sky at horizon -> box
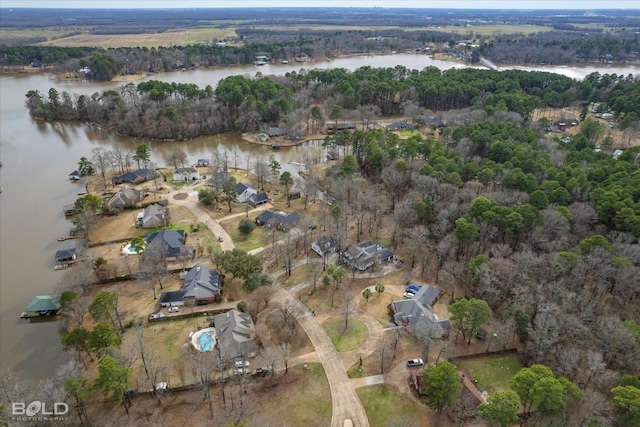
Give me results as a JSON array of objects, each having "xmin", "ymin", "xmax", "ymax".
[{"xmin": 1, "ymin": 0, "xmax": 639, "ymax": 9}]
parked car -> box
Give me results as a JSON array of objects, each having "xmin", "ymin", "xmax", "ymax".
[
  {"xmin": 235, "ymin": 360, "xmax": 250, "ymax": 368},
  {"xmin": 475, "ymin": 329, "xmax": 488, "ymax": 340},
  {"xmin": 407, "ymin": 358, "xmax": 424, "ymax": 367},
  {"xmin": 404, "ymin": 291, "xmax": 415, "ymax": 298},
  {"xmin": 406, "ymin": 284, "xmax": 421, "ymax": 293},
  {"xmin": 233, "ymin": 368, "xmax": 251, "ymax": 375},
  {"xmin": 255, "ymin": 365, "xmax": 273, "ymax": 375},
  {"xmin": 149, "ymin": 313, "xmax": 166, "ymax": 319},
  {"xmin": 218, "ymin": 236, "xmax": 224, "ymax": 242},
  {"xmin": 168, "ymin": 307, "xmax": 180, "ymax": 313},
  {"xmin": 155, "ymin": 382, "xmax": 167, "ymax": 390}
]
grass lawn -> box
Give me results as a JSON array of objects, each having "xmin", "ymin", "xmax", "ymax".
[
  {"xmin": 322, "ymin": 317, "xmax": 368, "ymax": 352},
  {"xmin": 357, "ymin": 384, "xmax": 432, "ymax": 427},
  {"xmin": 456, "ymin": 353, "xmax": 524, "ymax": 395},
  {"xmin": 220, "ymin": 215, "xmax": 270, "ymax": 252},
  {"xmin": 267, "ymin": 363, "xmax": 331, "ymax": 426}
]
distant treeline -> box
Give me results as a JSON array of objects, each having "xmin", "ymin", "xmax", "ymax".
[{"xmin": 24, "ymin": 66, "xmax": 640, "ymax": 140}]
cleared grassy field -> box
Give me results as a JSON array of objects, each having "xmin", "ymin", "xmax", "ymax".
[
  {"xmin": 456, "ymin": 353, "xmax": 524, "ymax": 395},
  {"xmin": 322, "ymin": 317, "xmax": 368, "ymax": 352},
  {"xmin": 0, "ymin": 28, "xmax": 90, "ymax": 42},
  {"xmin": 39, "ymin": 27, "xmax": 238, "ymax": 48},
  {"xmin": 254, "ymin": 363, "xmax": 332, "ymax": 425},
  {"xmin": 357, "ymin": 384, "xmax": 433, "ymax": 427},
  {"xmin": 425, "ymin": 24, "xmax": 553, "ymax": 36}
]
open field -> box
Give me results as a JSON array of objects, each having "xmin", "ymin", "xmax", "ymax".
[
  {"xmin": 0, "ymin": 28, "xmax": 91, "ymax": 43},
  {"xmin": 357, "ymin": 384, "xmax": 433, "ymax": 427},
  {"xmin": 38, "ymin": 27, "xmax": 238, "ymax": 48},
  {"xmin": 455, "ymin": 352, "xmax": 524, "ymax": 395},
  {"xmin": 322, "ymin": 317, "xmax": 368, "ymax": 352},
  {"xmin": 424, "ymin": 24, "xmax": 553, "ymax": 36}
]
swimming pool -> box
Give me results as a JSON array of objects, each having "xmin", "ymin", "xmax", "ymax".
[
  {"xmin": 191, "ymin": 327, "xmax": 216, "ymax": 352},
  {"xmin": 121, "ymin": 242, "xmax": 144, "ymax": 255}
]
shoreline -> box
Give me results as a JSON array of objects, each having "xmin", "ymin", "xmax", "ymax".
[{"xmin": 4, "ymin": 52, "xmax": 640, "ymax": 79}]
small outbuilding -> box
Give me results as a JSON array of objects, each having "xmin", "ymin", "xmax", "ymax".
[{"xmin": 20, "ymin": 295, "xmax": 60, "ymax": 318}]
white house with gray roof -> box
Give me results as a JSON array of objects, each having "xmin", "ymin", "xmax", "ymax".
[{"xmin": 173, "ymin": 167, "xmax": 199, "ymax": 182}]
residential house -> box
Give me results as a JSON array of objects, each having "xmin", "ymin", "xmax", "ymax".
[
  {"xmin": 173, "ymin": 167, "xmax": 199, "ymax": 182},
  {"xmin": 214, "ymin": 309, "xmax": 257, "ymax": 360},
  {"xmin": 312, "ymin": 236, "xmax": 339, "ymax": 257},
  {"xmin": 144, "ymin": 230, "xmax": 193, "ymax": 260},
  {"xmin": 266, "ymin": 127, "xmax": 285, "ymax": 137},
  {"xmin": 236, "ymin": 182, "xmax": 258, "ymax": 203},
  {"xmin": 271, "ymin": 212, "xmax": 301, "ymax": 231},
  {"xmin": 112, "ymin": 168, "xmax": 158, "ymax": 185},
  {"xmin": 68, "ymin": 170, "xmax": 81, "ymax": 181},
  {"xmin": 208, "ymin": 171, "xmax": 231, "ymax": 190},
  {"xmin": 106, "ymin": 188, "xmax": 144, "ymax": 213},
  {"xmin": 391, "ymin": 285, "xmax": 442, "ymax": 326},
  {"xmin": 55, "ymin": 248, "xmax": 77, "ymax": 263},
  {"xmin": 385, "ymin": 121, "xmax": 413, "ymax": 131},
  {"xmin": 424, "ymin": 117, "xmax": 445, "ymax": 128},
  {"xmin": 197, "ymin": 159, "xmax": 210, "ymax": 167},
  {"xmin": 159, "ymin": 264, "xmax": 222, "ymax": 307},
  {"xmin": 255, "ymin": 210, "xmax": 302, "ymax": 231},
  {"xmin": 248, "ymin": 192, "xmax": 269, "ymax": 207},
  {"xmin": 340, "ymin": 241, "xmax": 396, "ymax": 271},
  {"xmin": 138, "ymin": 203, "xmax": 167, "ymax": 229},
  {"xmin": 255, "ymin": 210, "xmax": 282, "ymax": 226},
  {"xmin": 182, "ymin": 264, "xmax": 222, "ymax": 305}
]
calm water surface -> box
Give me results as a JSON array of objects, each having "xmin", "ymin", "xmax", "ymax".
[{"xmin": 1, "ymin": 53, "xmax": 638, "ymax": 380}]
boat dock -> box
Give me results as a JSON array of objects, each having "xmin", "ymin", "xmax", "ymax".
[{"xmin": 19, "ymin": 295, "xmax": 60, "ymax": 319}]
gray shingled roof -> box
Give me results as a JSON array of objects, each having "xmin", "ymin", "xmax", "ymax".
[
  {"xmin": 214, "ymin": 309, "xmax": 257, "ymax": 360},
  {"xmin": 182, "ymin": 264, "xmax": 221, "ymax": 300}
]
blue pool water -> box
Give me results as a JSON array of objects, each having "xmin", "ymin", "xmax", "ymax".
[{"xmin": 197, "ymin": 331, "xmax": 214, "ymax": 352}]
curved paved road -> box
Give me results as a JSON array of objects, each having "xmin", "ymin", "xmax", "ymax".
[{"xmin": 273, "ymin": 286, "xmax": 370, "ymax": 427}]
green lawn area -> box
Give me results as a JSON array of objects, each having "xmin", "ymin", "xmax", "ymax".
[
  {"xmin": 456, "ymin": 353, "xmax": 524, "ymax": 395},
  {"xmin": 357, "ymin": 384, "xmax": 432, "ymax": 427},
  {"xmin": 269, "ymin": 363, "xmax": 331, "ymax": 426},
  {"xmin": 322, "ymin": 317, "xmax": 368, "ymax": 352},
  {"xmin": 220, "ymin": 215, "xmax": 270, "ymax": 252},
  {"xmin": 133, "ymin": 222, "xmax": 203, "ymax": 237}
]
